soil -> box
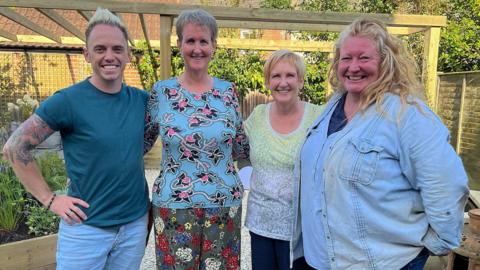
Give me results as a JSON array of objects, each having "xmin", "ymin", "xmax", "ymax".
[{"xmin": 0, "ymin": 219, "xmax": 35, "ymax": 245}]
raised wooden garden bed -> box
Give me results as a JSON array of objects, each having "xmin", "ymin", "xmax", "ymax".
[{"xmin": 0, "ymin": 234, "xmax": 57, "ymax": 270}]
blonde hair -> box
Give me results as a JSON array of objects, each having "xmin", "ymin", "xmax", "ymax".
[
  {"xmin": 264, "ymin": 50, "xmax": 306, "ymax": 85},
  {"xmin": 85, "ymin": 7, "xmax": 129, "ymax": 45},
  {"xmin": 328, "ymin": 18, "xmax": 423, "ymax": 112}
]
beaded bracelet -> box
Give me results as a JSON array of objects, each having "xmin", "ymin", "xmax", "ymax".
[{"xmin": 46, "ymin": 193, "xmax": 57, "ymax": 210}]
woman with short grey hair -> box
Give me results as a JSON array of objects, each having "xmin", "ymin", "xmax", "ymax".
[{"xmin": 145, "ymin": 8, "xmax": 249, "ymax": 270}]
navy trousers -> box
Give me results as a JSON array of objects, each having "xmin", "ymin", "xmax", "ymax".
[{"xmin": 250, "ymin": 231, "xmax": 315, "ymax": 270}]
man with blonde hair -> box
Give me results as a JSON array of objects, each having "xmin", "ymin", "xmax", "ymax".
[{"xmin": 3, "ymin": 7, "xmax": 149, "ymax": 269}]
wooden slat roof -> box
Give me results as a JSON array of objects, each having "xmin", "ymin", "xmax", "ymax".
[{"xmin": 0, "ymin": 0, "xmax": 446, "ymax": 47}]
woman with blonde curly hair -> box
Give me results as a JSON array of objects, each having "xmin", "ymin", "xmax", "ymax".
[{"xmin": 290, "ymin": 18, "xmax": 469, "ymax": 269}]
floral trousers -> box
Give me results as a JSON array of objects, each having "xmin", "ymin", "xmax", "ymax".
[{"xmin": 153, "ymin": 206, "xmax": 242, "ymax": 270}]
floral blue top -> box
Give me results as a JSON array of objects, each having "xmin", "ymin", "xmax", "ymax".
[{"xmin": 145, "ymin": 77, "xmax": 249, "ymax": 209}]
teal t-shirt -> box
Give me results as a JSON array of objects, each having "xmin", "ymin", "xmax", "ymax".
[{"xmin": 36, "ymin": 79, "xmax": 149, "ymax": 227}]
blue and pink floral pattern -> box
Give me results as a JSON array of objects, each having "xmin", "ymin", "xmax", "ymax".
[{"xmin": 145, "ymin": 77, "xmax": 249, "ymax": 209}]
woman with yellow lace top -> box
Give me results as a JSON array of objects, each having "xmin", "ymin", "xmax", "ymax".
[{"xmin": 244, "ymin": 50, "xmax": 324, "ymax": 270}]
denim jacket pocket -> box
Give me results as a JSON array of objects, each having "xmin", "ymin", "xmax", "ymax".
[{"xmin": 339, "ymin": 138, "xmax": 383, "ymax": 185}]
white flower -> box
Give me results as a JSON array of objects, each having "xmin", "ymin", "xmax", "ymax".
[
  {"xmin": 154, "ymin": 217, "xmax": 164, "ymax": 234},
  {"xmin": 24, "ymin": 94, "xmax": 33, "ymax": 103},
  {"xmin": 7, "ymin": 103, "xmax": 16, "ymax": 112},
  {"xmin": 229, "ymin": 206, "xmax": 239, "ymax": 218},
  {"xmin": 175, "ymin": 247, "xmax": 193, "ymax": 262},
  {"xmin": 205, "ymin": 258, "xmax": 222, "ymax": 270},
  {"xmin": 27, "ymin": 97, "xmax": 38, "ymax": 108}
]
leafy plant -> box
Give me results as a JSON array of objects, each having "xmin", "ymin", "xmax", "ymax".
[
  {"xmin": 35, "ymin": 151, "xmax": 67, "ymax": 192},
  {"xmin": 25, "ymin": 201, "xmax": 59, "ymax": 236},
  {"xmin": 439, "ymin": 0, "xmax": 479, "ymax": 72},
  {"xmin": 302, "ymin": 51, "xmax": 329, "ymax": 104},
  {"xmin": 0, "ymin": 159, "xmax": 26, "ymax": 232},
  {"xmin": 5, "ymin": 94, "xmax": 39, "ymax": 123},
  {"xmin": 132, "ymin": 41, "xmax": 160, "ymax": 91},
  {"xmin": 0, "ymin": 126, "xmax": 8, "ymax": 149},
  {"xmin": 208, "ymin": 49, "xmax": 266, "ymax": 98},
  {"xmin": 17, "ymin": 152, "xmax": 67, "ymax": 236}
]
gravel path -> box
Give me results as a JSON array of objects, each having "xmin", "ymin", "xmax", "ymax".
[{"xmin": 140, "ymin": 170, "xmax": 252, "ymax": 270}]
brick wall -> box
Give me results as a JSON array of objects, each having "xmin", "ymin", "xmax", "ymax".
[
  {"xmin": 437, "ymin": 72, "xmax": 480, "ymax": 190},
  {"xmin": 262, "ymin": 30, "xmax": 286, "ymax": 40}
]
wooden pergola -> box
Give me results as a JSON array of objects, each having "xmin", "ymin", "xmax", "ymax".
[{"xmin": 0, "ymin": 0, "xmax": 446, "ymax": 110}]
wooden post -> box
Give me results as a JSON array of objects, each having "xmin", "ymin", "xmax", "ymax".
[
  {"xmin": 455, "ymin": 74, "xmax": 467, "ymax": 154},
  {"xmin": 139, "ymin": 13, "xmax": 158, "ymax": 82},
  {"xmin": 159, "ymin": 15, "xmax": 173, "ymax": 80},
  {"xmin": 325, "ymin": 51, "xmax": 335, "ymax": 99},
  {"xmin": 422, "ymin": 27, "xmax": 441, "ymax": 112}
]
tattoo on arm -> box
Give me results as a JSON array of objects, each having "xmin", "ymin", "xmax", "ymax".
[{"xmin": 4, "ymin": 114, "xmax": 54, "ymax": 166}]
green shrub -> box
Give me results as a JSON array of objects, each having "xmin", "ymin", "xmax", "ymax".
[
  {"xmin": 20, "ymin": 152, "xmax": 68, "ymax": 236},
  {"xmin": 0, "ymin": 160, "xmax": 26, "ymax": 232},
  {"xmin": 25, "ymin": 200, "xmax": 59, "ymax": 236},
  {"xmin": 35, "ymin": 151, "xmax": 67, "ymax": 192},
  {"xmin": 0, "ymin": 152, "xmax": 67, "ymax": 237}
]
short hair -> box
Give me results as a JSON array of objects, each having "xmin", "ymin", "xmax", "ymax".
[
  {"xmin": 176, "ymin": 9, "xmax": 218, "ymax": 42},
  {"xmin": 85, "ymin": 7, "xmax": 129, "ymax": 45},
  {"xmin": 328, "ymin": 18, "xmax": 423, "ymax": 112},
  {"xmin": 263, "ymin": 50, "xmax": 306, "ymax": 85}
]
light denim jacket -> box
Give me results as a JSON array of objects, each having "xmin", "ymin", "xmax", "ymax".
[{"xmin": 291, "ymin": 92, "xmax": 469, "ymax": 269}]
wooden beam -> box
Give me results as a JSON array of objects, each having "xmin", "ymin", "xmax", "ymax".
[
  {"xmin": 37, "ymin": 8, "xmax": 85, "ymax": 42},
  {"xmin": 388, "ymin": 26, "xmax": 424, "ymax": 35},
  {"xmin": 134, "ymin": 36, "xmax": 333, "ymax": 53},
  {"xmin": 455, "ymin": 74, "xmax": 466, "ymax": 154},
  {"xmin": 217, "ymin": 20, "xmax": 424, "ymax": 35},
  {"xmin": 216, "ymin": 38, "xmax": 334, "ymax": 52},
  {"xmin": 160, "ymin": 15, "xmax": 173, "ymax": 80},
  {"xmin": 139, "ymin": 14, "xmax": 150, "ymax": 41},
  {"xmin": 139, "ymin": 13, "xmax": 158, "ymax": 81},
  {"xmin": 77, "ymin": 10, "xmax": 92, "ymax": 21},
  {"xmin": 422, "ymin": 27, "xmax": 441, "ymax": 111},
  {"xmin": 0, "ymin": 7, "xmax": 62, "ymax": 43},
  {"xmin": 0, "ymin": 1, "xmax": 447, "ymax": 28},
  {"xmin": 61, "ymin": 36, "xmax": 84, "ymax": 44},
  {"xmin": 216, "ymin": 20, "xmax": 347, "ymax": 32},
  {"xmin": 12, "ymin": 34, "xmax": 83, "ymax": 44},
  {"xmin": 114, "ymin": 13, "xmax": 135, "ymax": 47},
  {"xmin": 16, "ymin": 34, "xmax": 55, "ymax": 43},
  {"xmin": 2, "ymin": 33, "xmax": 333, "ymax": 53},
  {"xmin": 326, "ymin": 52, "xmax": 334, "ymax": 96},
  {"xmin": 0, "ymin": 27, "xmax": 17, "ymax": 41}
]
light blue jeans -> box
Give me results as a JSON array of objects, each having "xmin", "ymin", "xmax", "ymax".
[{"xmin": 56, "ymin": 213, "xmax": 148, "ymax": 270}]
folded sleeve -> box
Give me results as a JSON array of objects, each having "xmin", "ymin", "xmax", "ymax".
[{"xmin": 399, "ymin": 103, "xmax": 469, "ymax": 255}]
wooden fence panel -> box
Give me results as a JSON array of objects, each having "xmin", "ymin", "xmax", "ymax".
[
  {"xmin": 437, "ymin": 72, "xmax": 480, "ymax": 190},
  {"xmin": 240, "ymin": 91, "xmax": 272, "ymax": 120},
  {"xmin": 436, "ymin": 74, "xmax": 463, "ymax": 150}
]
